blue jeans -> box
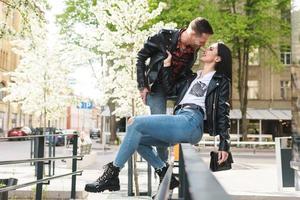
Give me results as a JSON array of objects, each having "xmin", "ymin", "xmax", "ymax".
[
  {"xmin": 113, "ymin": 108, "xmax": 204, "ymax": 169},
  {"xmin": 146, "ymin": 86, "xmax": 168, "ymax": 162}
]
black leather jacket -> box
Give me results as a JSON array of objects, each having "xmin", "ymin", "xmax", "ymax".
[
  {"xmin": 162, "ymin": 68, "xmax": 231, "ymax": 151},
  {"xmin": 136, "ymin": 29, "xmax": 198, "ymax": 91}
]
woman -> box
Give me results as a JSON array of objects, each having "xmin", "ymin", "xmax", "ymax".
[{"xmin": 85, "ymin": 42, "xmax": 232, "ymax": 193}]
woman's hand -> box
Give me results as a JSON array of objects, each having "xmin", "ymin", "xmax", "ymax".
[
  {"xmin": 163, "ymin": 51, "xmax": 172, "ymax": 67},
  {"xmin": 218, "ymin": 151, "xmax": 229, "ymax": 164}
]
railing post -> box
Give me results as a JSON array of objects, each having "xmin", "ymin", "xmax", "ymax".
[
  {"xmin": 30, "ymin": 134, "xmax": 34, "ymax": 166},
  {"xmin": 147, "ymin": 163, "xmax": 152, "ymax": 196},
  {"xmin": 52, "ymin": 128, "xmax": 56, "ymax": 175},
  {"xmin": 34, "ymin": 133, "xmax": 39, "ymax": 176},
  {"xmin": 179, "ymin": 144, "xmax": 184, "ymax": 198},
  {"xmin": 36, "ymin": 128, "xmax": 45, "ymax": 200},
  {"xmin": 48, "ymin": 127, "xmax": 52, "ymax": 176},
  {"xmin": 53, "ymin": 130, "xmax": 56, "ymax": 175},
  {"xmin": 71, "ymin": 133, "xmax": 78, "ymax": 199},
  {"xmin": 128, "ymin": 156, "xmax": 133, "ymax": 196}
]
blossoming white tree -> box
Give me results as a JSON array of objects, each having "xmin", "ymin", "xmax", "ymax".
[
  {"xmin": 73, "ymin": 0, "xmax": 176, "ymax": 115},
  {"xmin": 0, "ymin": 0, "xmax": 48, "ymax": 39},
  {"xmin": 57, "ymin": 1, "xmax": 176, "ymax": 193},
  {"xmin": 2, "ymin": 26, "xmax": 89, "ymax": 126},
  {"xmin": 59, "ymin": 0, "xmax": 176, "ymax": 142}
]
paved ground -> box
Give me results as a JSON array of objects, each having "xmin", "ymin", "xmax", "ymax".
[{"xmin": 0, "ymin": 139, "xmax": 300, "ymax": 199}]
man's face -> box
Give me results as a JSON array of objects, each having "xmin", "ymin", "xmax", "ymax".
[{"xmin": 190, "ymin": 31, "xmax": 210, "ymax": 48}]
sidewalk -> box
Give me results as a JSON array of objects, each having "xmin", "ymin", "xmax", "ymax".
[
  {"xmin": 1, "ymin": 140, "xmax": 300, "ymax": 199},
  {"xmin": 197, "ymin": 147, "xmax": 300, "ymax": 200},
  {"xmin": 0, "ymin": 140, "xmax": 159, "ymax": 200}
]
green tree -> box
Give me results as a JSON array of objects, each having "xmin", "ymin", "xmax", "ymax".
[
  {"xmin": 148, "ymin": 0, "xmax": 203, "ymax": 28},
  {"xmin": 57, "ymin": 0, "xmax": 175, "ymax": 144},
  {"xmin": 56, "ymin": 0, "xmax": 97, "ymax": 34},
  {"xmin": 58, "ymin": 0, "xmax": 290, "ymax": 140},
  {"xmin": 198, "ymin": 0, "xmax": 290, "ymax": 139},
  {"xmin": 148, "ymin": 0, "xmax": 290, "ymax": 139}
]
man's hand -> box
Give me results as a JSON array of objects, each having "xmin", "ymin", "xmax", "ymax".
[
  {"xmin": 218, "ymin": 151, "xmax": 229, "ymax": 164},
  {"xmin": 163, "ymin": 51, "xmax": 172, "ymax": 67},
  {"xmin": 139, "ymin": 87, "xmax": 149, "ymax": 105}
]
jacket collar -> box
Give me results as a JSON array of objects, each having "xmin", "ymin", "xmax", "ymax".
[
  {"xmin": 206, "ymin": 72, "xmax": 223, "ymax": 96},
  {"xmin": 170, "ymin": 29, "xmax": 181, "ymax": 51}
]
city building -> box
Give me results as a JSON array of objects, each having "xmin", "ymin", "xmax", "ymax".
[
  {"xmin": 0, "ymin": 3, "xmax": 67, "ymax": 136},
  {"xmin": 0, "ymin": 3, "xmax": 24, "ymax": 136}
]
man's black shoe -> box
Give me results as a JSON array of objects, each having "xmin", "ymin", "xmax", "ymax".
[{"xmin": 85, "ymin": 162, "xmax": 120, "ymax": 193}]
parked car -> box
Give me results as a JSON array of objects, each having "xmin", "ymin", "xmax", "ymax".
[
  {"xmin": 21, "ymin": 126, "xmax": 33, "ymax": 135},
  {"xmin": 62, "ymin": 129, "xmax": 78, "ymax": 145},
  {"xmin": 7, "ymin": 127, "xmax": 28, "ymax": 140},
  {"xmin": 90, "ymin": 128, "xmax": 101, "ymax": 139},
  {"xmin": 45, "ymin": 128, "xmax": 65, "ymax": 146}
]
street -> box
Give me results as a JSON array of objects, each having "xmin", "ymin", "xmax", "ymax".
[
  {"xmin": 1, "ymin": 139, "xmax": 299, "ymax": 200},
  {"xmin": 0, "ymin": 139, "xmax": 276, "ymax": 169}
]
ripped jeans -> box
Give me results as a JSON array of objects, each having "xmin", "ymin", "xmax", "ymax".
[{"xmin": 113, "ymin": 108, "xmax": 204, "ymax": 169}]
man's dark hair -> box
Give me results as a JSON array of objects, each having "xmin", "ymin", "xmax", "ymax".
[{"xmin": 189, "ymin": 17, "xmax": 214, "ymax": 35}]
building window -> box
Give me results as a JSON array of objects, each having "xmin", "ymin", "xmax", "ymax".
[
  {"xmin": 11, "ymin": 113, "xmax": 17, "ymax": 128},
  {"xmin": 21, "ymin": 114, "xmax": 25, "ymax": 126},
  {"xmin": 0, "ymin": 50, "xmax": 9, "ymax": 69},
  {"xmin": 0, "ymin": 82, "xmax": 6, "ymax": 101},
  {"xmin": 280, "ymin": 45, "xmax": 291, "ymax": 65},
  {"xmin": 29, "ymin": 115, "xmax": 33, "ymax": 127},
  {"xmin": 248, "ymin": 80, "xmax": 259, "ymax": 99},
  {"xmin": 249, "ymin": 48, "xmax": 259, "ymax": 66},
  {"xmin": 0, "ymin": 112, "xmax": 4, "ymax": 134},
  {"xmin": 280, "ymin": 80, "xmax": 290, "ymax": 100}
]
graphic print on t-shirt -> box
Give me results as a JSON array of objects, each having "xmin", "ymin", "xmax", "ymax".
[{"xmin": 189, "ymin": 81, "xmax": 208, "ymax": 97}]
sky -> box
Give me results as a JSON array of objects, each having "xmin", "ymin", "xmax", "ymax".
[
  {"xmin": 45, "ymin": 0, "xmax": 101, "ymax": 101},
  {"xmin": 293, "ymin": 0, "xmax": 300, "ymax": 12}
]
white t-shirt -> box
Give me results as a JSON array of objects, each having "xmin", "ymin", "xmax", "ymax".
[{"xmin": 179, "ymin": 70, "xmax": 216, "ymax": 119}]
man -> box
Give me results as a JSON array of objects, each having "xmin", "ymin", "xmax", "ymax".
[{"xmin": 137, "ymin": 17, "xmax": 213, "ymax": 164}]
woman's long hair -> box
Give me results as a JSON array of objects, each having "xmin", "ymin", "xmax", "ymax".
[
  {"xmin": 215, "ymin": 43, "xmax": 232, "ymax": 82},
  {"xmin": 215, "ymin": 43, "xmax": 232, "ymax": 107}
]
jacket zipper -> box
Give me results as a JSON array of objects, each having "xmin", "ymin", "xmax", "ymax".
[{"xmin": 212, "ymin": 82, "xmax": 219, "ymax": 136}]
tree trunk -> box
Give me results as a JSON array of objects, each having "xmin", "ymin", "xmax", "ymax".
[
  {"xmin": 231, "ymin": 2, "xmax": 249, "ymax": 141},
  {"xmin": 108, "ymin": 101, "xmax": 117, "ymax": 143},
  {"xmin": 236, "ymin": 41, "xmax": 250, "ymax": 141},
  {"xmin": 100, "ymin": 115, "xmax": 104, "ymax": 143},
  {"xmin": 240, "ymin": 44, "xmax": 250, "ymax": 140},
  {"xmin": 130, "ymin": 96, "xmax": 140, "ymax": 195},
  {"xmin": 133, "ymin": 152, "xmax": 139, "ymax": 196}
]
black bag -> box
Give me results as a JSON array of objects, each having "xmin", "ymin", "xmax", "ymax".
[{"xmin": 210, "ymin": 151, "xmax": 233, "ymax": 172}]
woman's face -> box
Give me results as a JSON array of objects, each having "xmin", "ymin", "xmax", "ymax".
[{"xmin": 200, "ymin": 43, "xmax": 219, "ymax": 63}]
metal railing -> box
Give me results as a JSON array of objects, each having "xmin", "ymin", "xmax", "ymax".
[
  {"xmin": 154, "ymin": 164, "xmax": 173, "ymax": 200},
  {"xmin": 153, "ymin": 143, "xmax": 232, "ymax": 200},
  {"xmin": 127, "ymin": 155, "xmax": 152, "ymax": 196},
  {"xmin": 178, "ymin": 143, "xmax": 232, "ymax": 200},
  {"xmin": 0, "ymin": 128, "xmax": 83, "ymax": 200}
]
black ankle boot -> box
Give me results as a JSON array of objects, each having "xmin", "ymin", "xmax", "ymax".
[
  {"xmin": 85, "ymin": 162, "xmax": 120, "ymax": 193},
  {"xmin": 155, "ymin": 164, "xmax": 179, "ymax": 190}
]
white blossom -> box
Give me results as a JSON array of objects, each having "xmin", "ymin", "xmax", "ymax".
[
  {"xmin": 71, "ymin": 0, "xmax": 176, "ymax": 117},
  {"xmin": 2, "ymin": 25, "xmax": 88, "ymax": 120},
  {"xmin": 0, "ymin": 0, "xmax": 48, "ymax": 39}
]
